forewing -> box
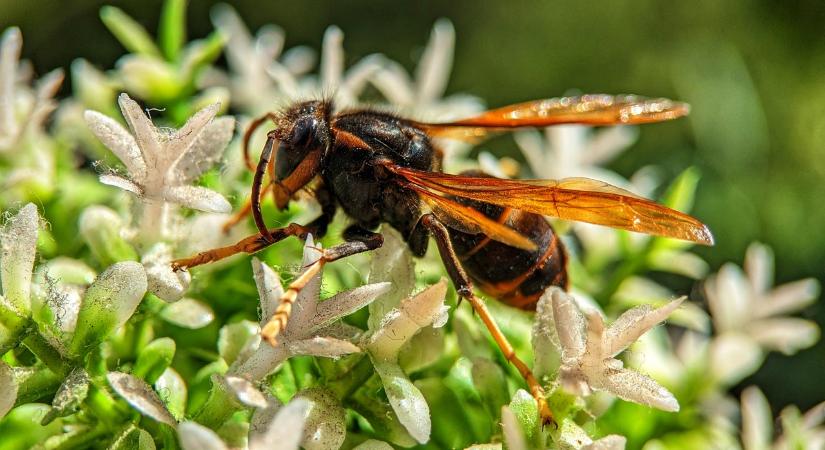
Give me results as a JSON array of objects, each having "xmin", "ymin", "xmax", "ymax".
[{"xmin": 390, "ymin": 166, "xmax": 714, "ymax": 245}]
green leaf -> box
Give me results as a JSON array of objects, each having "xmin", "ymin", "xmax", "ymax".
[
  {"xmin": 471, "ymin": 358, "xmax": 509, "ymax": 420},
  {"xmin": 159, "ymin": 0, "xmax": 187, "ymax": 60},
  {"xmin": 662, "ymin": 167, "xmax": 701, "ymax": 214},
  {"xmin": 100, "ymin": 6, "xmax": 162, "ymax": 57},
  {"xmin": 179, "ymin": 31, "xmax": 227, "ymax": 81},
  {"xmin": 41, "ymin": 368, "xmax": 90, "ymax": 425},
  {"xmin": 133, "ymin": 337, "xmax": 176, "ymax": 384},
  {"xmin": 78, "ymin": 206, "xmax": 139, "ymax": 267}
]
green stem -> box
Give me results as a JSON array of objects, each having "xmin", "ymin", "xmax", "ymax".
[
  {"xmin": 326, "ymin": 355, "xmax": 374, "ymax": 401},
  {"xmin": 22, "ymin": 332, "xmax": 71, "ymax": 378}
]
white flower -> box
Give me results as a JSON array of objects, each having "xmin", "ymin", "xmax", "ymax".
[
  {"xmin": 515, "ymin": 123, "xmax": 638, "ymax": 187},
  {"xmin": 85, "ymin": 93, "xmax": 234, "ymax": 243},
  {"xmin": 368, "ymin": 19, "xmax": 481, "ymax": 122},
  {"xmin": 229, "ymin": 236, "xmax": 391, "ymax": 381},
  {"xmin": 543, "ymin": 287, "xmax": 682, "ymax": 412},
  {"xmin": 741, "ymin": 385, "xmax": 825, "ymax": 450},
  {"xmin": 362, "ymin": 228, "xmax": 449, "ymax": 445},
  {"xmin": 0, "ymin": 27, "xmax": 63, "ymax": 152},
  {"xmin": 706, "ymin": 243, "xmax": 819, "ymax": 385},
  {"xmin": 213, "ymin": 5, "xmax": 381, "ymax": 111}
]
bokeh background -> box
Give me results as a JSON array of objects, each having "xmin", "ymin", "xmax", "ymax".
[{"xmin": 3, "ymin": 0, "xmax": 824, "ymax": 412}]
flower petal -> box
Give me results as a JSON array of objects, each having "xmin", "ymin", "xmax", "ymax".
[
  {"xmin": 415, "ymin": 19, "xmax": 454, "ymax": 103},
  {"xmin": 744, "ymin": 242, "xmax": 773, "ymax": 295},
  {"xmin": 709, "ymin": 333, "xmax": 764, "ymax": 385},
  {"xmin": 0, "ymin": 28, "xmax": 22, "ymax": 137},
  {"xmin": 367, "ymin": 227, "xmax": 415, "ymax": 331},
  {"xmin": 162, "ymin": 185, "xmax": 231, "ymax": 213},
  {"xmin": 85, "ymin": 110, "xmax": 147, "ymax": 180},
  {"xmin": 584, "ymin": 435, "xmax": 628, "ymax": 450},
  {"xmin": 605, "ymin": 297, "xmax": 684, "ymax": 357},
  {"xmin": 98, "ymin": 174, "xmax": 143, "ymax": 195},
  {"xmin": 757, "ymin": 278, "xmax": 819, "ymax": 318},
  {"xmin": 249, "ymin": 397, "xmax": 310, "ymax": 450},
  {"xmin": 142, "ymin": 243, "xmax": 190, "ymax": 302},
  {"xmin": 177, "ymin": 421, "xmax": 228, "ymax": 450},
  {"xmin": 372, "ymin": 361, "xmax": 430, "ymax": 444},
  {"xmin": 224, "ymin": 376, "xmax": 268, "ymax": 409},
  {"xmin": 117, "ymin": 93, "xmax": 162, "ymax": 172},
  {"xmin": 1, "ymin": 203, "xmax": 38, "ymax": 314},
  {"xmin": 599, "ymin": 367, "xmax": 679, "ymax": 412},
  {"xmin": 107, "ymin": 371, "xmax": 177, "ymax": 426},
  {"xmin": 159, "ymin": 298, "xmax": 214, "ymax": 329},
  {"xmin": 740, "ymin": 386, "xmax": 772, "ymax": 450},
  {"xmin": 287, "ymin": 336, "xmax": 360, "ymax": 358},
  {"xmin": 551, "ymin": 288, "xmax": 586, "ymax": 361},
  {"xmin": 320, "ymin": 26, "xmax": 343, "ymax": 91},
  {"xmin": 532, "ymin": 288, "xmax": 561, "ymax": 378},
  {"xmin": 367, "ymin": 280, "xmax": 448, "ymax": 361},
  {"xmin": 747, "ymin": 318, "xmax": 819, "ymax": 355},
  {"xmin": 309, "ymin": 282, "xmax": 391, "ymax": 332},
  {"xmin": 289, "ymin": 236, "xmax": 323, "ymax": 334},
  {"xmin": 706, "ymin": 263, "xmax": 751, "ymax": 332},
  {"xmin": 173, "ymin": 116, "xmax": 234, "ymax": 184},
  {"xmin": 501, "ymin": 405, "xmax": 527, "ymax": 450},
  {"xmin": 166, "ymin": 103, "xmax": 220, "ymax": 170},
  {"xmin": 252, "ymin": 258, "xmax": 284, "ymax": 326},
  {"xmin": 155, "ymin": 368, "xmax": 187, "ymax": 420},
  {"xmin": 0, "ymin": 360, "xmax": 17, "ymax": 418}
]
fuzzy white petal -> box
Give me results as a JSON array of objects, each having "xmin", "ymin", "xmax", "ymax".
[
  {"xmin": 501, "ymin": 405, "xmax": 527, "ymax": 450},
  {"xmin": 741, "ymin": 386, "xmax": 772, "ymax": 450},
  {"xmin": 1, "ymin": 203, "xmax": 38, "ymax": 314},
  {"xmin": 177, "ymin": 422, "xmax": 228, "ymax": 450},
  {"xmin": 162, "ymin": 185, "xmax": 231, "ymax": 213},
  {"xmin": 224, "ymin": 376, "xmax": 268, "ymax": 409},
  {"xmin": 166, "ymin": 103, "xmax": 220, "ymax": 171},
  {"xmin": 372, "ymin": 361, "xmax": 430, "ymax": 444},
  {"xmin": 747, "ymin": 318, "xmax": 819, "ymax": 355},
  {"xmin": 107, "ymin": 372, "xmax": 176, "ymax": 426},
  {"xmin": 0, "ymin": 28, "xmax": 22, "ymax": 137},
  {"xmin": 252, "ymin": 258, "xmax": 284, "ymax": 325},
  {"xmin": 532, "ymin": 288, "xmax": 562, "ymax": 378},
  {"xmin": 249, "ymin": 398, "xmax": 310, "ymax": 450},
  {"xmin": 367, "ymin": 227, "xmax": 415, "ymax": 331},
  {"xmin": 117, "ymin": 94, "xmax": 162, "ymax": 171},
  {"xmin": 320, "ymin": 26, "xmax": 343, "ymax": 91},
  {"xmin": 599, "ymin": 368, "xmax": 679, "ymax": 412},
  {"xmin": 142, "ymin": 243, "xmax": 190, "ymax": 302},
  {"xmin": 707, "ymin": 264, "xmax": 751, "ymax": 332},
  {"xmin": 309, "ymin": 282, "xmax": 391, "ymax": 332},
  {"xmin": 99, "ymin": 174, "xmax": 143, "ymax": 195},
  {"xmin": 159, "ymin": 298, "xmax": 214, "ymax": 329},
  {"xmin": 367, "ymin": 280, "xmax": 448, "ymax": 361},
  {"xmin": 85, "ymin": 110, "xmax": 146, "ymax": 180},
  {"xmin": 287, "ymin": 336, "xmax": 360, "ymax": 358},
  {"xmin": 551, "ymin": 288, "xmax": 586, "ymax": 361},
  {"xmin": 415, "ymin": 19, "xmax": 454, "ymax": 103},
  {"xmin": 173, "ymin": 116, "xmax": 235, "ymax": 184},
  {"xmin": 0, "ymin": 360, "xmax": 16, "ymax": 418},
  {"xmin": 757, "ymin": 278, "xmax": 819, "ymax": 318},
  {"xmin": 605, "ymin": 298, "xmax": 684, "ymax": 357},
  {"xmin": 744, "ymin": 242, "xmax": 773, "ymax": 295},
  {"xmin": 710, "ymin": 333, "xmax": 764, "ymax": 385},
  {"xmin": 288, "ymin": 236, "xmax": 322, "ymax": 334},
  {"xmin": 584, "ymin": 435, "xmax": 628, "ymax": 450}
]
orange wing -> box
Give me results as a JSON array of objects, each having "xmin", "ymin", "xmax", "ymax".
[
  {"xmin": 387, "ymin": 164, "xmax": 714, "ymax": 245},
  {"xmin": 417, "ymin": 95, "xmax": 689, "ymax": 140},
  {"xmin": 410, "ymin": 183, "xmax": 537, "ymax": 251}
]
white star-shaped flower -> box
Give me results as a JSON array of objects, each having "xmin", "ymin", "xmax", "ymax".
[
  {"xmin": 85, "ymin": 93, "xmax": 234, "ymax": 243},
  {"xmin": 0, "ymin": 27, "xmax": 64, "ymax": 152},
  {"xmin": 229, "ymin": 236, "xmax": 391, "ymax": 381},
  {"xmin": 741, "ymin": 385, "xmax": 825, "ymax": 450},
  {"xmin": 705, "ymin": 243, "xmax": 820, "ymax": 385},
  {"xmin": 541, "ymin": 287, "xmax": 682, "ymax": 412}
]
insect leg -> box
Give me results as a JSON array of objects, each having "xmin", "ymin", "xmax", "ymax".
[
  {"xmin": 242, "ymin": 112, "xmax": 280, "ymax": 171},
  {"xmin": 420, "ymin": 213, "xmax": 555, "ymax": 426},
  {"xmin": 171, "ymin": 223, "xmax": 311, "ymax": 271},
  {"xmin": 260, "ymin": 226, "xmax": 383, "ymax": 346}
]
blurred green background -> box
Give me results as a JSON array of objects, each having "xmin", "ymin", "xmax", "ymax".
[{"xmin": 3, "ymin": 0, "xmax": 824, "ymax": 412}]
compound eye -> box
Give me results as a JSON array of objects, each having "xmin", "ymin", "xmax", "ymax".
[{"xmin": 289, "ymin": 117, "xmax": 316, "ymax": 147}]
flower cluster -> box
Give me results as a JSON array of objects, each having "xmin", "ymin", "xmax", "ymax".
[{"xmin": 0, "ymin": 2, "xmax": 821, "ymax": 449}]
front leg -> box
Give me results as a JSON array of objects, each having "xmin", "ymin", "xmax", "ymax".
[{"xmin": 260, "ymin": 226, "xmax": 383, "ymax": 346}]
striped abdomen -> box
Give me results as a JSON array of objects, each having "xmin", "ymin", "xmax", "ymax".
[{"xmin": 448, "ymin": 197, "xmax": 569, "ymax": 311}]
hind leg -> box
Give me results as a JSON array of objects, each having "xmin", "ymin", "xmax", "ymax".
[{"xmin": 420, "ymin": 213, "xmax": 555, "ymax": 426}]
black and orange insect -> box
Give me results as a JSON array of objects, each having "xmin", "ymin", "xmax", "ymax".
[{"xmin": 172, "ymin": 95, "xmax": 714, "ymax": 424}]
